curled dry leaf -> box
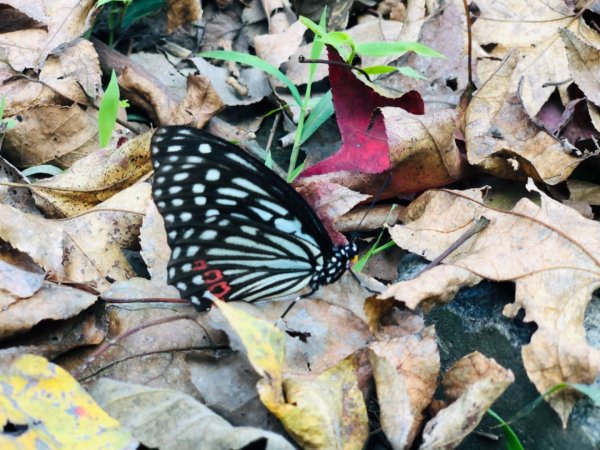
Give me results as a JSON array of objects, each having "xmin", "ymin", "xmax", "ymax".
[
  {"xmin": 0, "ymin": 308, "xmax": 105, "ymax": 361},
  {"xmin": 0, "ymin": 283, "xmax": 97, "ymax": 341},
  {"xmin": 560, "ymin": 28, "xmax": 600, "ymax": 107},
  {"xmin": 89, "ymin": 378, "xmax": 294, "ymax": 450},
  {"xmin": 380, "ymin": 182, "xmax": 600, "ymax": 425},
  {"xmin": 369, "ymin": 327, "xmax": 440, "ymax": 450},
  {"xmin": 118, "ymin": 65, "xmax": 224, "ymax": 128},
  {"xmin": 419, "ymin": 352, "xmax": 514, "ymax": 450},
  {"xmin": 465, "ymin": 51, "xmax": 580, "ymax": 185},
  {"xmin": 473, "ymin": 0, "xmax": 600, "ymax": 117},
  {"xmin": 31, "ymin": 130, "xmax": 153, "ymax": 218}
]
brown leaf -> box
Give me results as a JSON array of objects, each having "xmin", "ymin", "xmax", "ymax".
[
  {"xmin": 0, "ymin": 204, "xmax": 64, "ymax": 276},
  {"xmin": 473, "ymin": 0, "xmax": 600, "ymax": 117},
  {"xmin": 3, "ymin": 104, "xmax": 98, "ymax": 168},
  {"xmin": 560, "ymin": 28, "xmax": 600, "ymax": 107},
  {"xmin": 140, "ymin": 200, "xmax": 170, "ymax": 283},
  {"xmin": 419, "ymin": 352, "xmax": 514, "ymax": 450},
  {"xmin": 31, "ymin": 130, "xmax": 153, "ymax": 218},
  {"xmin": 0, "ymin": 307, "xmax": 106, "ymax": 360},
  {"xmin": 465, "ymin": 52, "xmax": 580, "ymax": 185},
  {"xmin": 0, "ymin": 155, "xmax": 39, "ymax": 214},
  {"xmin": 369, "ymin": 327, "xmax": 440, "ymax": 449},
  {"xmin": 381, "ymin": 182, "xmax": 600, "ymax": 425},
  {"xmin": 383, "ymin": 106, "xmax": 466, "ymax": 184},
  {"xmin": 61, "ymin": 183, "xmax": 151, "ymax": 290},
  {"xmin": 166, "ymin": 0, "xmax": 203, "ymax": 34},
  {"xmin": 294, "ymin": 180, "xmax": 370, "ymax": 245},
  {"xmin": 0, "ymin": 0, "xmax": 96, "ymax": 71},
  {"xmin": 0, "ymin": 283, "xmax": 97, "ymax": 340}
]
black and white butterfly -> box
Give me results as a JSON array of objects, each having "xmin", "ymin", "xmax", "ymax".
[{"xmin": 151, "ymin": 126, "xmax": 357, "ymax": 310}]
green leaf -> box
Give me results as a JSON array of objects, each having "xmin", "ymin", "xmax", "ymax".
[
  {"xmin": 300, "ymin": 90, "xmax": 333, "ymax": 145},
  {"xmin": 98, "ymin": 70, "xmax": 120, "ymax": 148},
  {"xmin": 22, "ymin": 164, "xmax": 64, "ymax": 177},
  {"xmin": 397, "ymin": 66, "xmax": 426, "ymax": 79},
  {"xmin": 299, "ymin": 16, "xmax": 326, "ymax": 37},
  {"xmin": 487, "ymin": 409, "xmax": 524, "ymax": 450},
  {"xmin": 288, "ymin": 160, "xmax": 306, "ymax": 182},
  {"xmin": 199, "ymin": 50, "xmax": 303, "ymax": 107},
  {"xmin": 317, "ymin": 31, "xmax": 355, "ymax": 62},
  {"xmin": 121, "ymin": 0, "xmax": 165, "ymax": 29},
  {"xmin": 355, "ymin": 41, "xmax": 444, "ymax": 59},
  {"xmin": 96, "ymin": 0, "xmax": 127, "ymax": 7},
  {"xmin": 362, "ymin": 65, "xmax": 398, "ymax": 75}
]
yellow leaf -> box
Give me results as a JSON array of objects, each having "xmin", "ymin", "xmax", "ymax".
[
  {"xmin": 214, "ymin": 299, "xmax": 285, "ymax": 406},
  {"xmin": 0, "ymin": 354, "xmax": 137, "ymax": 449}
]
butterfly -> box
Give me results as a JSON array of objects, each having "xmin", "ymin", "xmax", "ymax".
[{"xmin": 150, "ymin": 126, "xmax": 358, "ymax": 310}]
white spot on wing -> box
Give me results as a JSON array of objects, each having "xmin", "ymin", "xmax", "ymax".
[
  {"xmin": 174, "ymin": 173, "xmax": 189, "ymax": 182},
  {"xmin": 206, "ymin": 169, "xmax": 220, "ymax": 181}
]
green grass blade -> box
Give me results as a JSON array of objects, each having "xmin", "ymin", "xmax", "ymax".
[
  {"xmin": 362, "ymin": 65, "xmax": 398, "ymax": 75},
  {"xmin": 355, "ymin": 41, "xmax": 444, "ymax": 59},
  {"xmin": 300, "ymin": 90, "xmax": 333, "ymax": 145},
  {"xmin": 397, "ymin": 66, "xmax": 426, "ymax": 79},
  {"xmin": 486, "ymin": 409, "xmax": 524, "ymax": 450},
  {"xmin": 199, "ymin": 50, "xmax": 303, "ymax": 107},
  {"xmin": 98, "ymin": 69, "xmax": 120, "ymax": 148}
]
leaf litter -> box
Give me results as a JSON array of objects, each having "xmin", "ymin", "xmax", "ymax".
[{"xmin": 0, "ymin": 0, "xmax": 599, "ymax": 449}]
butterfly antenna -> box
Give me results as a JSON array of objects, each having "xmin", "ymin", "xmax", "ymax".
[{"xmin": 349, "ymin": 173, "xmax": 393, "ymax": 243}]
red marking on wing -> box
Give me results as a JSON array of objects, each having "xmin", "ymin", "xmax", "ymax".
[{"xmin": 191, "ymin": 259, "xmax": 232, "ymax": 300}]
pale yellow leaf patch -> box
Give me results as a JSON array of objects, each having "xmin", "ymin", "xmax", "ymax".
[{"xmin": 0, "ymin": 354, "xmax": 137, "ymax": 449}]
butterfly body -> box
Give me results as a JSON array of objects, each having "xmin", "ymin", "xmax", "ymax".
[{"xmin": 151, "ymin": 126, "xmax": 356, "ymax": 309}]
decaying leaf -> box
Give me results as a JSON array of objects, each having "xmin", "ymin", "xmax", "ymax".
[
  {"xmin": 473, "ymin": 0, "xmax": 600, "ymax": 117},
  {"xmin": 0, "ymin": 283, "xmax": 97, "ymax": 341},
  {"xmin": 560, "ymin": 28, "xmax": 600, "ymax": 107},
  {"xmin": 61, "ymin": 182, "xmax": 151, "ymax": 290},
  {"xmin": 369, "ymin": 326, "xmax": 440, "ymax": 449},
  {"xmin": 381, "ymin": 181, "xmax": 600, "ymax": 425},
  {"xmin": 465, "ymin": 52, "xmax": 580, "ymax": 185},
  {"xmin": 89, "ymin": 378, "xmax": 294, "ymax": 450},
  {"xmin": 214, "ymin": 299, "xmax": 369, "ymax": 449},
  {"xmin": 0, "ymin": 354, "xmax": 137, "ymax": 448},
  {"xmin": 419, "ymin": 352, "xmax": 514, "ymax": 450}
]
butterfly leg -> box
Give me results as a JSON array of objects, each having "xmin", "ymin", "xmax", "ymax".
[{"xmin": 349, "ymin": 269, "xmax": 381, "ymax": 294}]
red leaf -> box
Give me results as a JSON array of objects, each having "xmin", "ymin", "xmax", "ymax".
[{"xmin": 301, "ymin": 46, "xmax": 424, "ymax": 177}]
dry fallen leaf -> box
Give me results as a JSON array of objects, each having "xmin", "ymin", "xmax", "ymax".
[
  {"xmin": 473, "ymin": 0, "xmax": 600, "ymax": 117},
  {"xmin": 465, "ymin": 51, "xmax": 580, "ymax": 185},
  {"xmin": 214, "ymin": 299, "xmax": 369, "ymax": 449},
  {"xmin": 419, "ymin": 352, "xmax": 514, "ymax": 450},
  {"xmin": 0, "ymin": 354, "xmax": 137, "ymax": 449},
  {"xmin": 369, "ymin": 326, "xmax": 440, "ymax": 449},
  {"xmin": 89, "ymin": 378, "xmax": 295, "ymax": 450},
  {"xmin": 31, "ymin": 130, "xmax": 153, "ymax": 218},
  {"xmin": 381, "ymin": 181, "xmax": 600, "ymax": 425},
  {"xmin": 560, "ymin": 28, "xmax": 600, "ymax": 107},
  {"xmin": 61, "ymin": 182, "xmax": 151, "ymax": 290}
]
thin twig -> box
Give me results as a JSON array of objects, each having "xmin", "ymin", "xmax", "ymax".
[
  {"xmin": 420, "ymin": 216, "xmax": 490, "ymax": 274},
  {"xmin": 72, "ymin": 314, "xmax": 196, "ymax": 379}
]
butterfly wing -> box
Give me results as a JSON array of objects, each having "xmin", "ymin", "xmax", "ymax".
[{"xmin": 150, "ymin": 126, "xmax": 337, "ymax": 308}]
